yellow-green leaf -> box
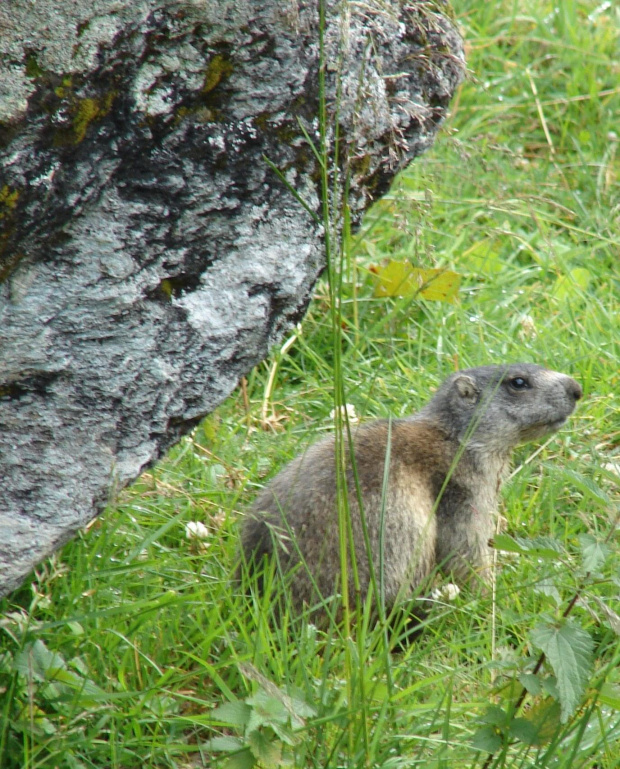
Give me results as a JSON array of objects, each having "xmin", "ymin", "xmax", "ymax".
[
  {"xmin": 520, "ymin": 699, "xmax": 562, "ymax": 746},
  {"xmin": 461, "ymin": 239, "xmax": 504, "ymax": 274},
  {"xmin": 599, "ymin": 683, "xmax": 620, "ymax": 710},
  {"xmin": 372, "ymin": 261, "xmax": 460, "ymax": 303},
  {"xmin": 553, "ymin": 267, "xmax": 591, "ymax": 302}
]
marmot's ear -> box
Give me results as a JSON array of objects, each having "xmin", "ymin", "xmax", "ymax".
[{"xmin": 454, "ymin": 374, "xmax": 478, "ymax": 404}]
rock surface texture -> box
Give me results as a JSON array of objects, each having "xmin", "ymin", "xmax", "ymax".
[{"xmin": 0, "ymin": 0, "xmax": 464, "ymax": 598}]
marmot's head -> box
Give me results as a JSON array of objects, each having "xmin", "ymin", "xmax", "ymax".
[{"xmin": 428, "ymin": 363, "xmax": 582, "ymax": 453}]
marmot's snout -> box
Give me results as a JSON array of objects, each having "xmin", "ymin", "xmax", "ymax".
[
  {"xmin": 563, "ymin": 376, "xmax": 583, "ymax": 403},
  {"xmin": 516, "ymin": 370, "xmax": 582, "ymax": 442},
  {"xmin": 552, "ymin": 373, "xmax": 582, "ymax": 420}
]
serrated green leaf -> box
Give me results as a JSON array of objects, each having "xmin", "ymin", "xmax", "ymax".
[
  {"xmin": 578, "ymin": 534, "xmax": 610, "ymax": 573},
  {"xmin": 557, "ymin": 467, "xmax": 611, "ymax": 507},
  {"xmin": 289, "ymin": 695, "xmax": 317, "ymax": 719},
  {"xmin": 519, "ymin": 673, "xmax": 542, "ymax": 695},
  {"xmin": 521, "ymin": 699, "xmax": 562, "ymax": 746},
  {"xmin": 238, "ymin": 664, "xmax": 311, "ymax": 727},
  {"xmin": 49, "ymin": 674, "xmax": 109, "ymax": 706},
  {"xmin": 493, "ymin": 534, "xmax": 527, "ymax": 553},
  {"xmin": 518, "ymin": 536, "xmax": 565, "ymax": 556},
  {"xmin": 224, "ymin": 747, "xmax": 257, "ymax": 769},
  {"xmin": 533, "ymin": 577, "xmax": 562, "ymax": 606},
  {"xmin": 530, "ymin": 620, "xmax": 593, "ymax": 722},
  {"xmin": 480, "ymin": 705, "xmax": 508, "ymax": 726},
  {"xmin": 367, "ymin": 681, "xmax": 390, "ymax": 704},
  {"xmin": 14, "ymin": 640, "xmax": 66, "ymax": 682},
  {"xmin": 13, "ymin": 711, "xmax": 58, "ymax": 737},
  {"xmin": 471, "ymin": 725, "xmax": 503, "ymax": 753},
  {"xmin": 541, "ymin": 676, "xmax": 559, "ymax": 700},
  {"xmin": 143, "ymin": 692, "xmax": 177, "ymax": 718},
  {"xmin": 246, "ymin": 689, "xmax": 288, "ymax": 717},
  {"xmin": 211, "ymin": 701, "xmax": 253, "ymax": 728},
  {"xmin": 509, "ymin": 717, "xmax": 541, "ymax": 746},
  {"xmin": 248, "ymin": 729, "xmax": 283, "ymax": 768},
  {"xmin": 39, "ymin": 666, "xmax": 71, "ymax": 688},
  {"xmin": 591, "ymin": 596, "xmax": 620, "ymax": 636},
  {"xmin": 266, "ymin": 720, "xmax": 297, "ymax": 747},
  {"xmin": 493, "ymin": 534, "xmax": 564, "ymax": 559},
  {"xmin": 205, "ymin": 735, "xmax": 245, "ymax": 753},
  {"xmin": 246, "ymin": 691, "xmax": 289, "ymax": 733}
]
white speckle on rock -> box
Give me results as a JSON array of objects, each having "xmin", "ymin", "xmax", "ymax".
[{"xmin": 0, "ymin": 65, "xmax": 34, "ymax": 122}]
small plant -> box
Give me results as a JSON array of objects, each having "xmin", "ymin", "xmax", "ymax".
[
  {"xmin": 0, "ymin": 623, "xmax": 111, "ymax": 769},
  {"xmin": 206, "ymin": 664, "xmax": 316, "ymax": 769},
  {"xmin": 472, "ymin": 469, "xmax": 620, "ymax": 766}
]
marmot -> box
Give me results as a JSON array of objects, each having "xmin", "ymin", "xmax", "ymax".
[{"xmin": 240, "ymin": 364, "xmax": 582, "ymax": 622}]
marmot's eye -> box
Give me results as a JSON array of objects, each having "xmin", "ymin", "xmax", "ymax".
[{"xmin": 509, "ymin": 376, "xmax": 530, "ymax": 390}]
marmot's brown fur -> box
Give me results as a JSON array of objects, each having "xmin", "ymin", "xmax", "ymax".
[{"xmin": 240, "ymin": 364, "xmax": 582, "ymax": 621}]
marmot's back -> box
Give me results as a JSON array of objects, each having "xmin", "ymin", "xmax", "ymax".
[{"xmin": 240, "ymin": 364, "xmax": 582, "ymax": 619}]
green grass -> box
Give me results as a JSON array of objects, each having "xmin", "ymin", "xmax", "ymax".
[{"xmin": 1, "ymin": 0, "xmax": 619, "ymax": 767}]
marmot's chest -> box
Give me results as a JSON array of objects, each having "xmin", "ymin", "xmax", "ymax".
[{"xmin": 433, "ymin": 461, "xmax": 505, "ymax": 523}]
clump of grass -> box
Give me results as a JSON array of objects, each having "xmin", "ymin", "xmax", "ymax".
[{"xmin": 1, "ymin": 1, "xmax": 619, "ymax": 767}]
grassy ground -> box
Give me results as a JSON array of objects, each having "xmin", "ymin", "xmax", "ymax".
[{"xmin": 1, "ymin": 0, "xmax": 619, "ymax": 767}]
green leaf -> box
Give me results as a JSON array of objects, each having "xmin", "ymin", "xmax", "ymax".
[
  {"xmin": 14, "ymin": 641, "xmax": 108, "ymax": 706},
  {"xmin": 492, "ymin": 534, "xmax": 525, "ymax": 554},
  {"xmin": 517, "ymin": 536, "xmax": 564, "ymax": 556},
  {"xmin": 578, "ymin": 534, "xmax": 610, "ymax": 573},
  {"xmin": 238, "ymin": 664, "xmax": 312, "ymax": 728},
  {"xmin": 509, "ymin": 717, "xmax": 541, "ymax": 746},
  {"xmin": 541, "ymin": 676, "xmax": 559, "ymax": 700},
  {"xmin": 266, "ymin": 721, "xmax": 297, "ymax": 747},
  {"xmin": 289, "ymin": 692, "xmax": 317, "ymax": 719},
  {"xmin": 520, "ymin": 699, "xmax": 562, "ymax": 746},
  {"xmin": 247, "ymin": 729, "xmax": 283, "ymax": 768},
  {"xmin": 479, "ymin": 705, "xmax": 508, "ymax": 726},
  {"xmin": 211, "ymin": 701, "xmax": 253, "ymax": 728},
  {"xmin": 51, "ymin": 671, "xmax": 109, "ymax": 705},
  {"xmin": 461, "ymin": 239, "xmax": 504, "ymax": 275},
  {"xmin": 201, "ymin": 413, "xmax": 220, "ymax": 442},
  {"xmin": 530, "ymin": 620, "xmax": 594, "ymax": 722},
  {"xmin": 224, "ymin": 747, "xmax": 257, "ymax": 769},
  {"xmin": 205, "ymin": 735, "xmax": 246, "ymax": 753},
  {"xmin": 14, "ymin": 640, "xmax": 66, "ymax": 682},
  {"xmin": 493, "ymin": 534, "xmax": 565, "ymax": 559},
  {"xmin": 553, "ymin": 267, "xmax": 591, "ymax": 302},
  {"xmin": 558, "ymin": 467, "xmax": 611, "ymax": 507},
  {"xmin": 471, "ymin": 725, "xmax": 503, "ymax": 753},
  {"xmin": 13, "ymin": 711, "xmax": 57, "ymax": 737},
  {"xmin": 246, "ymin": 690, "xmax": 289, "ymax": 733},
  {"xmin": 533, "ymin": 578, "xmax": 561, "ymax": 606},
  {"xmin": 591, "ymin": 596, "xmax": 620, "ymax": 636},
  {"xmin": 371, "ymin": 260, "xmax": 460, "ymax": 303},
  {"xmin": 519, "ymin": 673, "xmax": 542, "ymax": 696},
  {"xmin": 599, "ymin": 683, "xmax": 620, "ymax": 710}
]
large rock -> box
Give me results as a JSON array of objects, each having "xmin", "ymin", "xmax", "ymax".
[{"xmin": 0, "ymin": 0, "xmax": 464, "ymax": 598}]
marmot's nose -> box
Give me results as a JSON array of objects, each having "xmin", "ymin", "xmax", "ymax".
[{"xmin": 565, "ymin": 378, "xmax": 583, "ymax": 402}]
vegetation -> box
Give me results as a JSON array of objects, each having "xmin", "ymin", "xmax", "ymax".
[{"xmin": 1, "ymin": 0, "xmax": 618, "ymax": 767}]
